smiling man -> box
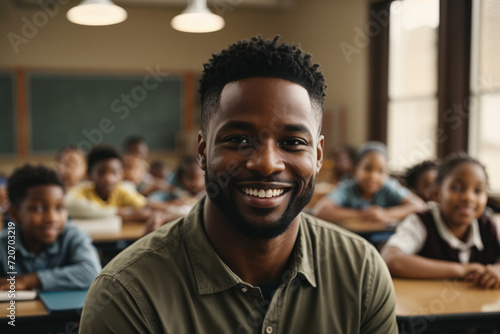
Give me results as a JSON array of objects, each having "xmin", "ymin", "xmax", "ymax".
[{"xmin": 80, "ymin": 36, "xmax": 397, "ymax": 334}]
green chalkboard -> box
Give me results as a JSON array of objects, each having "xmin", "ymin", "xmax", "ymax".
[
  {"xmin": 0, "ymin": 72, "xmax": 15, "ymax": 155},
  {"xmin": 29, "ymin": 73, "xmax": 183, "ymax": 153}
]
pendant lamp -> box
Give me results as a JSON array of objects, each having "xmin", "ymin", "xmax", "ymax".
[
  {"xmin": 67, "ymin": 0, "xmax": 127, "ymax": 26},
  {"xmin": 171, "ymin": 0, "xmax": 225, "ymax": 33}
]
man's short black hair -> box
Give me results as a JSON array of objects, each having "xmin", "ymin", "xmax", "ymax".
[
  {"xmin": 123, "ymin": 135, "xmax": 146, "ymax": 151},
  {"xmin": 8, "ymin": 164, "xmax": 65, "ymax": 206},
  {"xmin": 199, "ymin": 35, "xmax": 327, "ymax": 135},
  {"xmin": 87, "ymin": 145, "xmax": 123, "ymax": 175}
]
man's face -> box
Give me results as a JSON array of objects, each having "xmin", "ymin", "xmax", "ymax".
[{"xmin": 198, "ymin": 77, "xmax": 324, "ymax": 239}]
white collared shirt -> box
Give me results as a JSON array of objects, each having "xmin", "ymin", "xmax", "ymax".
[{"xmin": 385, "ymin": 202, "xmax": 500, "ymax": 263}]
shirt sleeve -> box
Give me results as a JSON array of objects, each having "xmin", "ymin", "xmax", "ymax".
[
  {"xmin": 384, "ymin": 213, "xmax": 427, "ymax": 254},
  {"xmin": 79, "ymin": 274, "xmax": 155, "ymax": 334},
  {"xmin": 360, "ymin": 245, "xmax": 398, "ymax": 334},
  {"xmin": 36, "ymin": 226, "xmax": 101, "ymax": 291},
  {"xmin": 326, "ymin": 180, "xmax": 350, "ymax": 207},
  {"xmin": 380, "ymin": 177, "xmax": 411, "ymax": 207},
  {"xmin": 118, "ymin": 187, "xmax": 147, "ymax": 208}
]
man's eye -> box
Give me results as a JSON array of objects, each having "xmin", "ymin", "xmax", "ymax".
[
  {"xmin": 281, "ymin": 139, "xmax": 306, "ymax": 146},
  {"xmin": 227, "ymin": 136, "xmax": 250, "ymax": 144}
]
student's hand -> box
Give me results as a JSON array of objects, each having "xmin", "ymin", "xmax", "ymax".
[
  {"xmin": 360, "ymin": 206, "xmax": 388, "ymax": 223},
  {"xmin": 461, "ymin": 262, "xmax": 486, "ymax": 281},
  {"xmin": 0, "ymin": 274, "xmax": 41, "ymax": 290},
  {"xmin": 472, "ymin": 264, "xmax": 500, "ymax": 289}
]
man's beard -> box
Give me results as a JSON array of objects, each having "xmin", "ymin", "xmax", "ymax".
[{"xmin": 205, "ymin": 171, "xmax": 316, "ymax": 240}]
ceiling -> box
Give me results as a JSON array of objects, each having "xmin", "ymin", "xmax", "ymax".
[{"xmin": 14, "ymin": 0, "xmax": 297, "ymax": 9}]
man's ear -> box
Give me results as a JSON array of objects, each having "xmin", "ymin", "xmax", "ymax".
[
  {"xmin": 316, "ymin": 135, "xmax": 325, "ymax": 172},
  {"xmin": 197, "ymin": 131, "xmax": 207, "ymax": 171}
]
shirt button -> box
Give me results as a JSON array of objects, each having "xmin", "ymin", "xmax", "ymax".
[
  {"xmin": 241, "ymin": 287, "xmax": 248, "ymax": 293},
  {"xmin": 265, "ymin": 326, "xmax": 273, "ymax": 334}
]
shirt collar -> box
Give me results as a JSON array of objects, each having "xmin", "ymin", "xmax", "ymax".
[
  {"xmin": 429, "ymin": 202, "xmax": 484, "ymax": 251},
  {"xmin": 185, "ymin": 199, "xmax": 317, "ymax": 296}
]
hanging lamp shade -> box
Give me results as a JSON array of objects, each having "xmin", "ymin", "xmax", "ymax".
[
  {"xmin": 67, "ymin": 0, "xmax": 127, "ymax": 26},
  {"xmin": 171, "ymin": 0, "xmax": 225, "ymax": 33}
]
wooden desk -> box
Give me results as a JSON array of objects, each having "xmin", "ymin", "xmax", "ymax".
[
  {"xmin": 337, "ymin": 218, "xmax": 395, "ymax": 234},
  {"xmin": 89, "ymin": 220, "xmax": 144, "ymax": 243},
  {"xmin": 0, "ymin": 300, "xmax": 48, "ymax": 318},
  {"xmin": 394, "ymin": 278, "xmax": 500, "ymax": 332}
]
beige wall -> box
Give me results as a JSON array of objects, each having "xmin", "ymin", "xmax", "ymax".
[{"xmin": 0, "ymin": 0, "xmax": 369, "ymax": 173}]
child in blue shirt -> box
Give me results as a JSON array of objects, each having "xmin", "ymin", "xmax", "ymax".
[
  {"xmin": 0, "ymin": 165, "xmax": 101, "ymax": 291},
  {"xmin": 313, "ymin": 141, "xmax": 424, "ymax": 223}
]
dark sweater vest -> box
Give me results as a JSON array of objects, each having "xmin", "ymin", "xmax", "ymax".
[{"xmin": 416, "ymin": 211, "xmax": 500, "ymax": 264}]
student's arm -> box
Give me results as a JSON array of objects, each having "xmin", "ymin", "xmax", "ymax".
[
  {"xmin": 382, "ymin": 246, "xmax": 486, "ymax": 279},
  {"xmin": 467, "ymin": 263, "xmax": 500, "ymax": 289},
  {"xmin": 35, "ymin": 226, "xmax": 102, "ymax": 291},
  {"xmin": 312, "ymin": 196, "xmax": 364, "ymax": 222},
  {"xmin": 383, "ymin": 193, "xmax": 425, "ymax": 220},
  {"xmin": 0, "ymin": 273, "xmax": 40, "ymax": 290},
  {"xmin": 117, "ymin": 207, "xmax": 153, "ymax": 221},
  {"xmin": 364, "ymin": 193, "xmax": 425, "ymax": 223}
]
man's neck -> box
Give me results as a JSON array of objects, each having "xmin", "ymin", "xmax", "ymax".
[{"xmin": 203, "ymin": 199, "xmax": 300, "ymax": 285}]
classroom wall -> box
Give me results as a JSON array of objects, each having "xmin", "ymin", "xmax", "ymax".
[{"xmin": 0, "ymin": 0, "xmax": 370, "ymax": 173}]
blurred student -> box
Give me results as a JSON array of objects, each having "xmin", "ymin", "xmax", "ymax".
[
  {"xmin": 331, "ymin": 144, "xmax": 356, "ymax": 184},
  {"xmin": 123, "ymin": 135, "xmax": 149, "ymax": 160},
  {"xmin": 143, "ymin": 156, "xmax": 205, "ymax": 235},
  {"xmin": 66, "ymin": 145, "xmax": 151, "ymax": 221},
  {"xmin": 54, "ymin": 145, "xmax": 86, "ymax": 190},
  {"xmin": 403, "ymin": 160, "xmax": 438, "ymax": 202},
  {"xmin": 382, "ymin": 154, "xmax": 500, "ymax": 288},
  {"xmin": 0, "ymin": 175, "xmax": 8, "ymax": 215},
  {"xmin": 149, "ymin": 156, "xmax": 205, "ymax": 203},
  {"xmin": 0, "ymin": 165, "xmax": 101, "ymax": 291},
  {"xmin": 313, "ymin": 141, "xmax": 424, "ymax": 223},
  {"xmin": 121, "ymin": 152, "xmax": 157, "ymax": 195}
]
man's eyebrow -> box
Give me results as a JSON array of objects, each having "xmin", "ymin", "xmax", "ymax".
[
  {"xmin": 282, "ymin": 124, "xmax": 313, "ymax": 138},
  {"xmin": 217, "ymin": 121, "xmax": 255, "ymax": 133}
]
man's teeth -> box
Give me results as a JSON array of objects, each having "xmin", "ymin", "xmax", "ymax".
[{"xmin": 243, "ymin": 188, "xmax": 284, "ymax": 198}]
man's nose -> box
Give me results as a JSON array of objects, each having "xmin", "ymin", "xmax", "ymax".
[{"xmin": 246, "ymin": 142, "xmax": 285, "ymax": 176}]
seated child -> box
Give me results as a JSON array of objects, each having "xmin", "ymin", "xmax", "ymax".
[
  {"xmin": 403, "ymin": 160, "xmax": 438, "ymax": 202},
  {"xmin": 144, "ymin": 156, "xmax": 205, "ymax": 235},
  {"xmin": 331, "ymin": 144, "xmax": 356, "ymax": 184},
  {"xmin": 66, "ymin": 145, "xmax": 151, "ymax": 221},
  {"xmin": 123, "ymin": 135, "xmax": 149, "ymax": 160},
  {"xmin": 0, "ymin": 165, "xmax": 101, "ymax": 291},
  {"xmin": 149, "ymin": 156, "xmax": 205, "ymax": 203},
  {"xmin": 381, "ymin": 154, "xmax": 500, "ymax": 288},
  {"xmin": 313, "ymin": 141, "xmax": 425, "ymax": 223},
  {"xmin": 54, "ymin": 145, "xmax": 86, "ymax": 190},
  {"xmin": 0, "ymin": 174, "xmax": 8, "ymax": 215}
]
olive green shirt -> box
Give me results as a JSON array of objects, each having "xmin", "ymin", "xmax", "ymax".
[{"xmin": 80, "ymin": 199, "xmax": 397, "ymax": 333}]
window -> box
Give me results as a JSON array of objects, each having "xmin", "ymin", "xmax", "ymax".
[
  {"xmin": 387, "ymin": 0, "xmax": 440, "ymax": 172},
  {"xmin": 470, "ymin": 0, "xmax": 500, "ymax": 192}
]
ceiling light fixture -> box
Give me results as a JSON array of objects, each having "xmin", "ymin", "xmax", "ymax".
[
  {"xmin": 171, "ymin": 0, "xmax": 225, "ymax": 33},
  {"xmin": 67, "ymin": 0, "xmax": 127, "ymax": 26}
]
